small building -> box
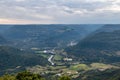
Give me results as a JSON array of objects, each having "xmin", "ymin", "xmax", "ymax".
[
  {"xmin": 43, "ymin": 50, "xmax": 55, "ymax": 55},
  {"xmin": 56, "ymin": 73, "xmax": 62, "ymax": 76},
  {"xmin": 63, "ymin": 58, "xmax": 73, "ymax": 61}
]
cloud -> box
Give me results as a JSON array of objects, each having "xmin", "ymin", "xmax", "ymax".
[
  {"xmin": 15, "ymin": 0, "xmax": 26, "ymax": 2},
  {"xmin": 0, "ymin": 0, "xmax": 120, "ymax": 24}
]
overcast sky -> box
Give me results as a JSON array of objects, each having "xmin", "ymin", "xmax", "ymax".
[{"xmin": 0, "ymin": 0, "xmax": 120, "ymax": 24}]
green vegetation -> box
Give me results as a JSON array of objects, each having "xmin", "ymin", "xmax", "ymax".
[
  {"xmin": 37, "ymin": 53, "xmax": 50, "ymax": 58},
  {"xmin": 1, "ymin": 69, "xmax": 120, "ymax": 80},
  {"xmin": 0, "ymin": 35, "xmax": 7, "ymax": 44},
  {"xmin": 26, "ymin": 62, "xmax": 118, "ymax": 79},
  {"xmin": 3, "ymin": 25, "xmax": 98, "ymax": 49},
  {"xmin": 0, "ymin": 74, "xmax": 15, "ymax": 80},
  {"xmin": 70, "ymin": 63, "xmax": 117, "ymax": 71},
  {"xmin": 66, "ymin": 29, "xmax": 120, "ymax": 63},
  {"xmin": 70, "ymin": 64, "xmax": 89, "ymax": 71},
  {"xmin": 75, "ymin": 69, "xmax": 120, "ymax": 80},
  {"xmin": 59, "ymin": 76, "xmax": 71, "ymax": 80},
  {"xmin": 1, "ymin": 25, "xmax": 120, "ymax": 80},
  {"xmin": 0, "ymin": 71, "xmax": 71, "ymax": 80},
  {"xmin": 16, "ymin": 71, "xmax": 45, "ymax": 80},
  {"xmin": 0, "ymin": 46, "xmax": 49, "ymax": 75},
  {"xmin": 54, "ymin": 54, "xmax": 62, "ymax": 61},
  {"xmin": 90, "ymin": 63, "xmax": 116, "ymax": 70}
]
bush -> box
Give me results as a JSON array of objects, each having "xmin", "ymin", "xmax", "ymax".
[
  {"xmin": 16, "ymin": 71, "xmax": 45, "ymax": 80},
  {"xmin": 59, "ymin": 76, "xmax": 71, "ymax": 80}
]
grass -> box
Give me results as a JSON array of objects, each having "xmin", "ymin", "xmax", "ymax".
[
  {"xmin": 53, "ymin": 54, "xmax": 62, "ymax": 61},
  {"xmin": 69, "ymin": 63, "xmax": 118, "ymax": 71},
  {"xmin": 36, "ymin": 53, "xmax": 50, "ymax": 58},
  {"xmin": 40, "ymin": 54, "xmax": 50, "ymax": 58},
  {"xmin": 90, "ymin": 63, "xmax": 116, "ymax": 69},
  {"xmin": 70, "ymin": 64, "xmax": 90, "ymax": 71}
]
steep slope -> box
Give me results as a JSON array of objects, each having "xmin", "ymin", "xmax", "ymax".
[
  {"xmin": 95, "ymin": 24, "xmax": 120, "ymax": 32},
  {"xmin": 0, "ymin": 25, "xmax": 12, "ymax": 45},
  {"xmin": 0, "ymin": 46, "xmax": 49, "ymax": 75},
  {"xmin": 0, "ymin": 25, "xmax": 12, "ymax": 33},
  {"xmin": 0, "ymin": 36, "xmax": 7, "ymax": 44},
  {"xmin": 66, "ymin": 25, "xmax": 120, "ymax": 63},
  {"xmin": 75, "ymin": 69, "xmax": 120, "ymax": 80},
  {"xmin": 2, "ymin": 24, "xmax": 102, "ymax": 49}
]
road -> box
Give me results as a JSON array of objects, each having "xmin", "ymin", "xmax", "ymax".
[{"xmin": 48, "ymin": 55, "xmax": 54, "ymax": 65}]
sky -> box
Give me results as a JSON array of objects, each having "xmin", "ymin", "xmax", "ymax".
[{"xmin": 0, "ymin": 0, "xmax": 120, "ymax": 24}]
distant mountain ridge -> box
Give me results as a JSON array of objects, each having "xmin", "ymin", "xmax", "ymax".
[
  {"xmin": 95, "ymin": 24, "xmax": 120, "ymax": 32},
  {"xmin": 0, "ymin": 24, "xmax": 102, "ymax": 49},
  {"xmin": 0, "ymin": 35, "xmax": 6, "ymax": 44}
]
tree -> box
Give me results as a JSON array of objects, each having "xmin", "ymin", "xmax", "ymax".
[
  {"xmin": 16, "ymin": 71, "xmax": 45, "ymax": 80},
  {"xmin": 58, "ymin": 76, "xmax": 71, "ymax": 80},
  {"xmin": 0, "ymin": 74, "xmax": 15, "ymax": 80}
]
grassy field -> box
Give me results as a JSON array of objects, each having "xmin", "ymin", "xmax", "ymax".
[
  {"xmin": 53, "ymin": 54, "xmax": 63, "ymax": 61},
  {"xmin": 90, "ymin": 63, "xmax": 117, "ymax": 70},
  {"xmin": 70, "ymin": 63, "xmax": 118, "ymax": 71},
  {"xmin": 26, "ymin": 62, "xmax": 119, "ymax": 79},
  {"xmin": 70, "ymin": 64, "xmax": 90, "ymax": 71}
]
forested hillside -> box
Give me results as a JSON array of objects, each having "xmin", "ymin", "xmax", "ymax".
[
  {"xmin": 66, "ymin": 25, "xmax": 120, "ymax": 63},
  {"xmin": 0, "ymin": 46, "xmax": 49, "ymax": 75},
  {"xmin": 0, "ymin": 25, "xmax": 101, "ymax": 49}
]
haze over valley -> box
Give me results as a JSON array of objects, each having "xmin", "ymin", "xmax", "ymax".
[{"xmin": 0, "ymin": 24, "xmax": 120, "ymax": 80}]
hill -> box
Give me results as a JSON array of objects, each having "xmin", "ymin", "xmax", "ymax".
[
  {"xmin": 65, "ymin": 25, "xmax": 120, "ymax": 63},
  {"xmin": 0, "ymin": 25, "xmax": 11, "ymax": 33},
  {"xmin": 75, "ymin": 69, "xmax": 120, "ymax": 80},
  {"xmin": 0, "ymin": 46, "xmax": 49, "ymax": 75},
  {"xmin": 0, "ymin": 35, "xmax": 7, "ymax": 44},
  {"xmin": 1, "ymin": 24, "xmax": 102, "ymax": 49}
]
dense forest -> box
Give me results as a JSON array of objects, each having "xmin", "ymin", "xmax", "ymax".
[{"xmin": 66, "ymin": 25, "xmax": 120, "ymax": 63}]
